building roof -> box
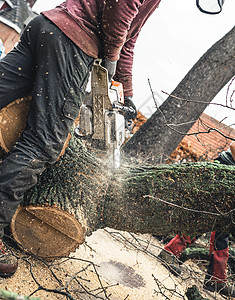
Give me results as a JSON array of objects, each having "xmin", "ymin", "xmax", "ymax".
[
  {"xmin": 132, "ymin": 111, "xmax": 235, "ymax": 163},
  {"xmin": 169, "ymin": 113, "xmax": 235, "ymax": 163},
  {"xmin": 0, "ymin": 0, "xmax": 36, "ymax": 33},
  {"xmin": 182, "ymin": 113, "xmax": 235, "ymax": 160}
]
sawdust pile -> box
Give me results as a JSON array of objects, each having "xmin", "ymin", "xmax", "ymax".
[{"xmin": 0, "ymin": 230, "xmax": 227, "ymax": 300}]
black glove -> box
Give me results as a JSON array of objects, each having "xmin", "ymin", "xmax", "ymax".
[
  {"xmin": 124, "ymin": 96, "xmax": 137, "ymax": 121},
  {"xmin": 101, "ymin": 58, "xmax": 117, "ymax": 82}
]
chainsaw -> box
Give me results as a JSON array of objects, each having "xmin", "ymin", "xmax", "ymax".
[{"xmin": 75, "ymin": 59, "xmax": 133, "ymax": 169}]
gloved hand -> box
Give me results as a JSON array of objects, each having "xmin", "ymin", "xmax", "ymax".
[
  {"xmin": 124, "ymin": 96, "xmax": 137, "ymax": 121},
  {"xmin": 101, "ymin": 58, "xmax": 117, "ymax": 82}
]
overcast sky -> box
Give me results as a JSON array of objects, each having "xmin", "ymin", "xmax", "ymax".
[{"xmin": 33, "ymin": 0, "xmax": 235, "ymax": 128}]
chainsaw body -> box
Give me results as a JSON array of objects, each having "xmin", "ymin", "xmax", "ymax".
[{"xmin": 75, "ymin": 59, "xmax": 129, "ymax": 168}]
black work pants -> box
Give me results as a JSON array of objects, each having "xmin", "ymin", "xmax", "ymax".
[{"xmin": 0, "ymin": 15, "xmax": 94, "ymax": 237}]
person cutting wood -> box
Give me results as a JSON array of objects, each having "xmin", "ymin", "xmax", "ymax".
[
  {"xmin": 0, "ymin": 0, "xmax": 227, "ymax": 278},
  {"xmin": 0, "ymin": 0, "xmax": 161, "ymax": 277}
]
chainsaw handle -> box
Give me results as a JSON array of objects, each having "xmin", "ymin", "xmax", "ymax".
[{"xmin": 113, "ymin": 103, "xmax": 135, "ymax": 114}]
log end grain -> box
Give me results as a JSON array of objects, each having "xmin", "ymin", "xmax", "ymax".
[
  {"xmin": 0, "ymin": 96, "xmax": 71, "ymax": 158},
  {"xmin": 10, "ymin": 205, "xmax": 86, "ymax": 259},
  {"xmin": 0, "ymin": 97, "xmax": 31, "ymax": 152}
]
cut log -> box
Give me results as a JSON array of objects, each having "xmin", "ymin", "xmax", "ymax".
[
  {"xmin": 11, "ymin": 206, "xmax": 85, "ymax": 258},
  {"xmin": 0, "ymin": 97, "xmax": 31, "ymax": 153},
  {"xmin": 9, "ymin": 132, "xmax": 234, "ymax": 258},
  {"xmin": 104, "ymin": 160, "xmax": 234, "ymax": 237},
  {"xmin": 0, "ymin": 96, "xmax": 72, "ymax": 159}
]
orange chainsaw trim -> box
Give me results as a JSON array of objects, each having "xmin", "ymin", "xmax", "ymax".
[{"xmin": 111, "ymin": 80, "xmax": 124, "ymax": 103}]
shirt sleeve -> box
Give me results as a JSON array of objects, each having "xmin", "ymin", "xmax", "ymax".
[
  {"xmin": 101, "ymin": 0, "xmax": 143, "ymax": 61},
  {"xmin": 113, "ymin": 0, "xmax": 161, "ymax": 97}
]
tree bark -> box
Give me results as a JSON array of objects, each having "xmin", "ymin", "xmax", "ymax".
[
  {"xmin": 123, "ymin": 26, "xmax": 235, "ymax": 163},
  {"xmin": 185, "ymin": 286, "xmax": 207, "ymax": 300},
  {"xmin": 11, "ymin": 133, "xmax": 234, "ymax": 257},
  {"xmin": 104, "ymin": 161, "xmax": 234, "ymax": 237}
]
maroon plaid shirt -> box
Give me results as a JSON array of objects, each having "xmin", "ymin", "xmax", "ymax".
[{"xmin": 42, "ymin": 0, "xmax": 161, "ymax": 96}]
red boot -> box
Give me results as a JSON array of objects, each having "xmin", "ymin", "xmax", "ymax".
[
  {"xmin": 164, "ymin": 234, "xmax": 192, "ymax": 257},
  {"xmin": 212, "ymin": 247, "xmax": 229, "ymax": 282},
  {"xmin": 204, "ymin": 232, "xmax": 235, "ymax": 297},
  {"xmin": 158, "ymin": 234, "xmax": 194, "ymax": 276}
]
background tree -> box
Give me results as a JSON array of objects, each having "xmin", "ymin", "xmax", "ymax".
[{"xmin": 123, "ymin": 26, "xmax": 235, "ymax": 163}]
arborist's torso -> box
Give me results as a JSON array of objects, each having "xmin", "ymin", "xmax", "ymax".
[{"xmin": 42, "ymin": 0, "xmax": 161, "ymax": 97}]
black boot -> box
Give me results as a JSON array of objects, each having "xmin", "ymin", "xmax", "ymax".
[
  {"xmin": 158, "ymin": 249, "xmax": 182, "ymax": 276},
  {"xmin": 0, "ymin": 238, "xmax": 18, "ymax": 277},
  {"xmin": 204, "ymin": 279, "xmax": 235, "ymax": 298}
]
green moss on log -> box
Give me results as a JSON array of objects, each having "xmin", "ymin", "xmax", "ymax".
[
  {"xmin": 22, "ymin": 133, "xmax": 235, "ymax": 237},
  {"xmin": 0, "ymin": 288, "xmax": 41, "ymax": 300},
  {"xmin": 104, "ymin": 162, "xmax": 234, "ymax": 236},
  {"xmin": 23, "ymin": 134, "xmax": 110, "ymax": 235},
  {"xmin": 185, "ymin": 285, "xmax": 208, "ymax": 300}
]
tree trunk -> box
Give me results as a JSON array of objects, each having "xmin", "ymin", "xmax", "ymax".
[
  {"xmin": 104, "ymin": 161, "xmax": 234, "ymax": 237},
  {"xmin": 11, "ymin": 133, "xmax": 234, "ymax": 258},
  {"xmin": 123, "ymin": 26, "xmax": 235, "ymax": 163},
  {"xmin": 5, "ymin": 28, "xmax": 235, "ymax": 258}
]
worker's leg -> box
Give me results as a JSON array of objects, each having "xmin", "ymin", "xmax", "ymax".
[
  {"xmin": 164, "ymin": 234, "xmax": 193, "ymax": 257},
  {"xmin": 0, "ymin": 15, "xmax": 94, "ymax": 237},
  {"xmin": 204, "ymin": 231, "xmax": 234, "ymax": 297},
  {"xmin": 158, "ymin": 234, "xmax": 197, "ymax": 276},
  {"xmin": 0, "ymin": 24, "xmax": 35, "ymax": 109},
  {"xmin": 211, "ymin": 231, "xmax": 229, "ymax": 282}
]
